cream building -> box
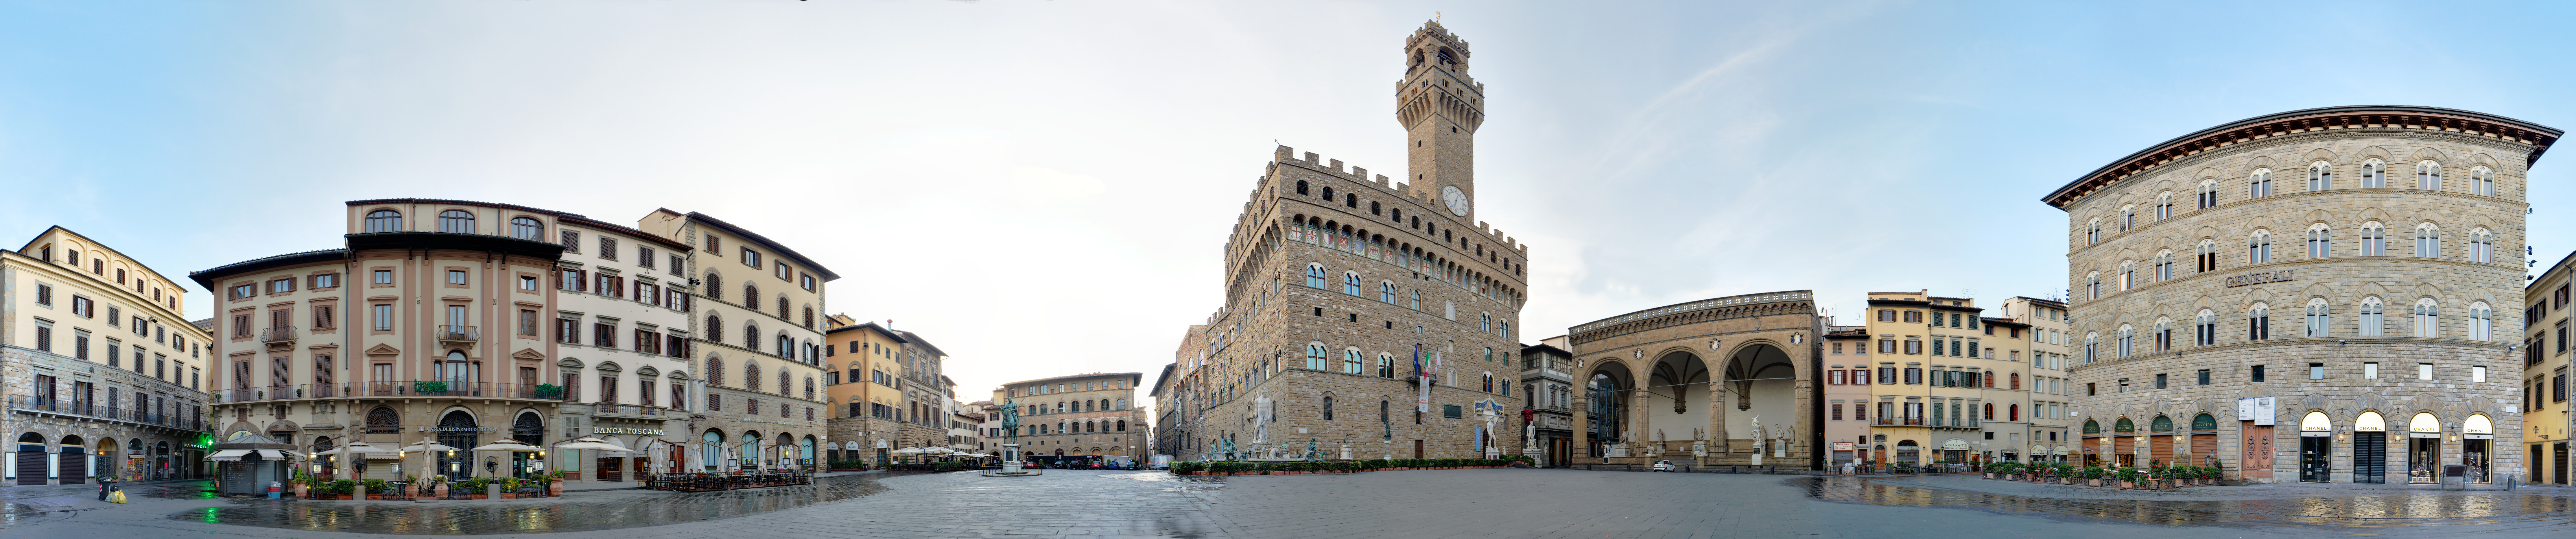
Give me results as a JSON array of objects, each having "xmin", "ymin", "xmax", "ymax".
[
  {"xmin": 1998, "ymin": 296, "xmax": 2073, "ymax": 463},
  {"xmin": 545, "ymin": 212, "xmax": 698, "ymax": 480},
  {"xmin": 995, "ymin": 373, "xmax": 1146, "ymax": 466},
  {"xmin": 2527, "ymin": 250, "xmax": 2571, "ymax": 485},
  {"xmin": 5, "ymin": 227, "xmax": 214, "ymax": 485},
  {"xmin": 635, "ymin": 210, "xmax": 835, "ymax": 472},
  {"xmin": 2045, "ymin": 106, "xmax": 2554, "ymax": 486}
]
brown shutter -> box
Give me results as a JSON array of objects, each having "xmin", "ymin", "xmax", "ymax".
[
  {"xmin": 233, "ymin": 314, "xmax": 251, "ymax": 337},
  {"xmin": 270, "ymin": 357, "xmax": 290, "ymax": 390},
  {"xmin": 270, "ymin": 309, "xmax": 289, "ymax": 331},
  {"xmin": 673, "ymin": 383, "xmax": 686, "ymax": 410},
  {"xmin": 312, "ymin": 304, "xmax": 334, "ymax": 329},
  {"xmin": 600, "ymin": 375, "xmax": 617, "ymax": 404},
  {"xmin": 639, "ymin": 380, "xmax": 655, "ymax": 408},
  {"xmin": 560, "ymin": 373, "xmax": 579, "ymax": 402}
]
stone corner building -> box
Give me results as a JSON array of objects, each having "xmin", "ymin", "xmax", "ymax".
[
  {"xmin": 5, "ymin": 227, "xmax": 215, "ymax": 485},
  {"xmin": 2044, "ymin": 105, "xmax": 2557, "ymax": 486},
  {"xmin": 1164, "ymin": 20, "xmax": 1527, "ymax": 462}
]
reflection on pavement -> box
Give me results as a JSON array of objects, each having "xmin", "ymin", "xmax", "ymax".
[
  {"xmin": 172, "ymin": 473, "xmax": 898, "ymax": 535},
  {"xmin": 1801, "ymin": 476, "xmax": 2573, "ymax": 530}
]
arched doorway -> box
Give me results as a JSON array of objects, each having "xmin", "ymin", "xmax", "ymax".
[
  {"xmin": 699, "ymin": 430, "xmax": 724, "ymax": 471},
  {"xmin": 1585, "ymin": 367, "xmax": 1629, "ymax": 459},
  {"xmin": 15, "ymin": 433, "xmax": 47, "ymax": 485},
  {"xmin": 511, "ymin": 412, "xmax": 545, "ymax": 478},
  {"xmin": 1645, "ymin": 352, "xmax": 1708, "ymax": 457},
  {"xmin": 738, "ymin": 431, "xmax": 763, "ymax": 470},
  {"xmin": 774, "ymin": 433, "xmax": 794, "ymax": 468},
  {"xmin": 1722, "ymin": 343, "xmax": 1796, "ymax": 460},
  {"xmin": 436, "ymin": 411, "xmax": 478, "ymax": 479},
  {"xmin": 93, "ymin": 437, "xmax": 119, "ymax": 482}
]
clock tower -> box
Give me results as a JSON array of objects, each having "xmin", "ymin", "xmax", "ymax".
[{"xmin": 1397, "ymin": 21, "xmax": 1483, "ymax": 221}]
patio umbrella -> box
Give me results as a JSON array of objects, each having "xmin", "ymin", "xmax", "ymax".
[
  {"xmin": 397, "ymin": 437, "xmax": 461, "ymax": 453},
  {"xmin": 469, "ymin": 439, "xmax": 544, "ymax": 452},
  {"xmin": 555, "ymin": 436, "xmax": 635, "ymax": 453},
  {"xmin": 319, "ymin": 441, "xmax": 399, "ymax": 456}
]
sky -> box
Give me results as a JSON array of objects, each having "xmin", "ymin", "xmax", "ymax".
[{"xmin": 4, "ymin": 1, "xmax": 2571, "ymax": 412}]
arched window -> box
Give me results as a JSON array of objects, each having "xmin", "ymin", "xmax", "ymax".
[
  {"xmin": 1322, "ymin": 396, "xmax": 1334, "ymax": 420},
  {"xmin": 2359, "ymin": 297, "xmax": 2385, "ymax": 336},
  {"xmin": 2360, "ymin": 221, "xmax": 2387, "ymax": 256},
  {"xmin": 2083, "ymin": 332, "xmax": 2098, "ymax": 362},
  {"xmin": 2086, "ymin": 271, "xmax": 2101, "ymax": 299},
  {"xmin": 2305, "ymin": 298, "xmax": 2329, "ymax": 337},
  {"xmin": 438, "ymin": 210, "xmax": 477, "ymax": 234},
  {"xmin": 1480, "ymin": 312, "xmax": 1493, "ymax": 332},
  {"xmin": 2414, "ymin": 223, "xmax": 2440, "ymax": 258},
  {"xmin": 2248, "ymin": 303, "xmax": 2271, "ymax": 340},
  {"xmin": 745, "ymin": 285, "xmax": 760, "ymax": 309},
  {"xmin": 746, "ymin": 363, "xmax": 762, "ymax": 391},
  {"xmin": 706, "ymin": 314, "xmax": 724, "ymax": 342},
  {"xmin": 365, "ymin": 210, "xmax": 403, "ymax": 232},
  {"xmin": 1115, "ymin": 398, "xmax": 1127, "ymax": 410},
  {"xmin": 2306, "ymin": 223, "xmax": 2330, "ymax": 258},
  {"xmin": 2250, "ymin": 168, "xmax": 2274, "ymax": 197},
  {"xmin": 2009, "ymin": 404, "xmax": 2020, "ymax": 421},
  {"xmin": 2121, "ymin": 204, "xmax": 2136, "ymax": 231},
  {"xmin": 2413, "ymin": 298, "xmax": 2439, "ymax": 337},
  {"xmin": 1345, "ymin": 193, "xmax": 1358, "ymax": 208},
  {"xmin": 2416, "ymin": 160, "xmax": 2442, "ymax": 190},
  {"xmin": 1305, "ymin": 264, "xmax": 1326, "ymax": 289},
  {"xmin": 2307, "ymin": 161, "xmax": 2332, "ymax": 191},
  {"xmin": 1342, "ymin": 272, "xmax": 1361, "ymax": 296},
  {"xmin": 2116, "ymin": 325, "xmax": 2133, "ymax": 357},
  {"xmin": 2085, "ymin": 218, "xmax": 2101, "ymax": 245},
  {"xmin": 1377, "ymin": 353, "xmax": 1394, "ymax": 378},
  {"xmin": 365, "ymin": 407, "xmax": 401, "ymax": 434},
  {"xmin": 2009, "ymin": 372, "xmax": 2020, "ymax": 390},
  {"xmin": 2197, "ymin": 239, "xmax": 2217, "ymax": 272},
  {"xmin": 2469, "ymin": 301, "xmax": 2493, "ymax": 341},
  {"xmin": 1481, "ymin": 373, "xmax": 1494, "ymax": 393},
  {"xmin": 709, "ymin": 357, "xmax": 726, "ymax": 385},
  {"xmin": 2154, "ymin": 249, "xmax": 2173, "ymax": 281},
  {"xmin": 2469, "ymin": 227, "xmax": 2494, "ymax": 263},
  {"xmin": 2247, "ymin": 229, "xmax": 2272, "ymax": 264},
  {"xmin": 2153, "ymin": 317, "xmax": 2172, "ymax": 351},
  {"xmin": 705, "ymin": 273, "xmax": 722, "ymax": 299},
  {"xmin": 1380, "ymin": 281, "xmax": 1397, "ymax": 304},
  {"xmin": 1305, "ymin": 344, "xmax": 1326, "ymax": 370},
  {"xmin": 2198, "ymin": 178, "xmax": 2219, "ymax": 208},
  {"xmin": 1983, "ymin": 403, "xmax": 1995, "ymax": 420},
  {"xmin": 1321, "ymin": 186, "xmax": 1334, "ymax": 201},
  {"xmin": 1295, "ymin": 180, "xmax": 1309, "ymax": 195},
  {"xmin": 2155, "ymin": 192, "xmax": 2173, "ymax": 220},
  {"xmin": 2195, "ymin": 309, "xmax": 2216, "ymax": 346},
  {"xmin": 744, "ymin": 323, "xmax": 760, "ymax": 351},
  {"xmin": 776, "ymin": 296, "xmax": 789, "ymax": 320},
  {"xmin": 1117, "ymin": 420, "xmax": 1127, "ymax": 431},
  {"xmin": 802, "ymin": 307, "xmax": 814, "ymax": 328},
  {"xmin": 1343, "ymin": 349, "xmax": 1363, "ymax": 374},
  {"xmin": 804, "ymin": 376, "xmax": 815, "ymax": 399},
  {"xmin": 2119, "ymin": 262, "xmax": 2134, "ymax": 290},
  {"xmin": 1410, "ymin": 290, "xmax": 1422, "ymax": 311},
  {"xmin": 2360, "ymin": 158, "xmax": 2386, "ymax": 188},
  {"xmin": 510, "ymin": 217, "xmax": 543, "ymax": 240},
  {"xmin": 2469, "ymin": 166, "xmax": 2494, "ymax": 196}
]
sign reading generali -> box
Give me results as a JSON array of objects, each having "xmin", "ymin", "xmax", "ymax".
[{"xmin": 2225, "ymin": 269, "xmax": 2294, "ymax": 288}]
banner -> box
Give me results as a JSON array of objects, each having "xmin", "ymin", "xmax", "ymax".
[{"xmin": 1415, "ymin": 344, "xmax": 1431, "ymax": 413}]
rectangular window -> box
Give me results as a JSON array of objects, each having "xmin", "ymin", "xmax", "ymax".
[
  {"xmin": 35, "ymin": 284, "xmax": 52, "ymax": 306},
  {"xmin": 2197, "ymin": 369, "xmax": 2210, "ymax": 386},
  {"xmin": 1904, "ymin": 340, "xmax": 1921, "ymax": 354},
  {"xmin": 1878, "ymin": 310, "xmax": 1895, "ymax": 322},
  {"xmin": 2308, "ymin": 363, "xmax": 2325, "ymax": 379},
  {"xmin": 314, "ymin": 273, "xmax": 337, "ymax": 288},
  {"xmin": 2250, "ymin": 365, "xmax": 2265, "ymax": 382},
  {"xmin": 372, "ymin": 305, "xmax": 392, "ymax": 331},
  {"xmin": 1878, "ymin": 339, "xmax": 1895, "ymax": 354},
  {"xmin": 1904, "ymin": 367, "xmax": 1922, "ymax": 385},
  {"xmin": 2364, "ymin": 362, "xmax": 2379, "ymax": 379},
  {"xmin": 1828, "ymin": 370, "xmax": 1845, "ymax": 385},
  {"xmin": 373, "ymin": 269, "xmax": 392, "ymax": 284},
  {"xmin": 1878, "ymin": 366, "xmax": 1895, "ymax": 385},
  {"xmin": 520, "ymin": 310, "xmax": 539, "ymax": 336},
  {"xmin": 2417, "ymin": 363, "xmax": 2433, "ymax": 380},
  {"xmin": 638, "ymin": 247, "xmax": 655, "ymax": 268},
  {"xmin": 448, "ymin": 270, "xmax": 467, "ymax": 285},
  {"xmin": 561, "ymin": 231, "xmax": 580, "ymax": 251},
  {"xmin": 2155, "ymin": 373, "xmax": 2167, "ymax": 389},
  {"xmin": 599, "ymin": 238, "xmax": 618, "ymax": 259},
  {"xmin": 1831, "ymin": 404, "xmax": 1843, "ymax": 421},
  {"xmin": 2472, "ymin": 365, "xmax": 2485, "ymax": 383},
  {"xmin": 668, "ymin": 255, "xmax": 685, "ymax": 275},
  {"xmin": 2085, "ymin": 383, "xmax": 2096, "ymax": 396},
  {"xmin": 1903, "ymin": 311, "xmax": 1921, "ymax": 323}
]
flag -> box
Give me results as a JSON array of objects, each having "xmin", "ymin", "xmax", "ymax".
[{"xmin": 1414, "ymin": 344, "xmax": 1430, "ymax": 413}]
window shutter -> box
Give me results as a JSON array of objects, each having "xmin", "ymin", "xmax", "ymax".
[
  {"xmin": 560, "ymin": 373, "xmax": 579, "ymax": 402},
  {"xmin": 312, "ymin": 304, "xmax": 334, "ymax": 328},
  {"xmin": 561, "ymin": 231, "xmax": 579, "ymax": 251},
  {"xmin": 233, "ymin": 314, "xmax": 251, "ymax": 337}
]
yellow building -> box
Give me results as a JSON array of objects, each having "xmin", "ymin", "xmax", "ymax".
[
  {"xmin": 823, "ymin": 319, "xmax": 910, "ymax": 465},
  {"xmin": 1859, "ymin": 290, "xmax": 2011, "ymax": 466},
  {"xmin": 2529, "ymin": 250, "xmax": 2572, "ymax": 486}
]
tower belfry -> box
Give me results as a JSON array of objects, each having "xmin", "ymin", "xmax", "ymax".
[{"xmin": 1396, "ymin": 21, "xmax": 1484, "ymax": 222}]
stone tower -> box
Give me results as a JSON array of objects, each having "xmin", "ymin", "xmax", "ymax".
[{"xmin": 1397, "ymin": 21, "xmax": 1484, "ymax": 223}]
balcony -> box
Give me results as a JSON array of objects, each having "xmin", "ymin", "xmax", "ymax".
[
  {"xmin": 8, "ymin": 396, "xmax": 207, "ymax": 432},
  {"xmin": 436, "ymin": 325, "xmax": 480, "ymax": 342},
  {"xmin": 594, "ymin": 403, "xmax": 666, "ymax": 418},
  {"xmin": 261, "ymin": 326, "xmax": 297, "ymax": 344},
  {"xmin": 218, "ymin": 382, "xmax": 556, "ymax": 401}
]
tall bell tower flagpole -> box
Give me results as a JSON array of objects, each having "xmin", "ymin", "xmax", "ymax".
[{"xmin": 1396, "ymin": 20, "xmax": 1485, "ymax": 223}]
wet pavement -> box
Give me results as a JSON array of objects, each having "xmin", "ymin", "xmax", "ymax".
[
  {"xmin": 0, "ymin": 469, "xmax": 2564, "ymax": 538},
  {"xmin": 1805, "ymin": 475, "xmax": 2571, "ymax": 530}
]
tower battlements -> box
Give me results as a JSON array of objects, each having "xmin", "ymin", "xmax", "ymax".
[{"xmin": 1269, "ymin": 144, "xmax": 1524, "ymax": 255}]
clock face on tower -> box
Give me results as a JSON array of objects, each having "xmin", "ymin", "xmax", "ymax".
[{"xmin": 1441, "ymin": 186, "xmax": 1470, "ymax": 216}]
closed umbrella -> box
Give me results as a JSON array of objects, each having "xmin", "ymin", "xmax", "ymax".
[
  {"xmin": 470, "ymin": 439, "xmax": 543, "ymax": 452},
  {"xmin": 554, "ymin": 436, "xmax": 635, "ymax": 453}
]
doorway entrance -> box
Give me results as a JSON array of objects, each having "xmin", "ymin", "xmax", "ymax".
[
  {"xmin": 2240, "ymin": 424, "xmax": 2273, "ymax": 479},
  {"xmin": 596, "ymin": 457, "xmax": 623, "ymax": 481},
  {"xmin": 2352, "ymin": 432, "xmax": 2386, "ymax": 484},
  {"xmin": 1548, "ymin": 438, "xmax": 1571, "ymax": 467},
  {"xmin": 2408, "ymin": 437, "xmax": 2439, "ymax": 484},
  {"xmin": 2298, "ymin": 436, "xmax": 2330, "ymax": 482}
]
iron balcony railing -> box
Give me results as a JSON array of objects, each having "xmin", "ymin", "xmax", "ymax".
[
  {"xmin": 261, "ymin": 326, "xmax": 297, "ymax": 342},
  {"xmin": 594, "ymin": 403, "xmax": 665, "ymax": 417},
  {"xmin": 435, "ymin": 325, "xmax": 479, "ymax": 342},
  {"xmin": 214, "ymin": 382, "xmax": 557, "ymax": 401},
  {"xmin": 8, "ymin": 396, "xmax": 207, "ymax": 431}
]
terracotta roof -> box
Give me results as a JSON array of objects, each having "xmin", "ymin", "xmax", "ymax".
[{"xmin": 2043, "ymin": 105, "xmax": 2561, "ymax": 209}]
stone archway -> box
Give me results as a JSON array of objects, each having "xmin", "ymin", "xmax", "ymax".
[
  {"xmin": 1580, "ymin": 361, "xmax": 1634, "ymax": 458},
  {"xmin": 1644, "ymin": 351, "xmax": 1710, "ymax": 456},
  {"xmin": 436, "ymin": 411, "xmax": 478, "ymax": 478},
  {"xmin": 1721, "ymin": 342, "xmax": 1799, "ymax": 462}
]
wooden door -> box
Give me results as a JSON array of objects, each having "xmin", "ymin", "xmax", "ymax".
[
  {"xmin": 2240, "ymin": 424, "xmax": 2273, "ymax": 478},
  {"xmin": 2352, "ymin": 432, "xmax": 2386, "ymax": 484},
  {"xmin": 597, "ymin": 457, "xmax": 622, "ymax": 481},
  {"xmin": 1549, "ymin": 438, "xmax": 1572, "ymax": 467},
  {"xmin": 1413, "ymin": 440, "xmax": 1423, "ymax": 459}
]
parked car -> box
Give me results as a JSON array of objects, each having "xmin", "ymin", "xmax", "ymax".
[{"xmin": 1652, "ymin": 459, "xmax": 1678, "ymax": 472}]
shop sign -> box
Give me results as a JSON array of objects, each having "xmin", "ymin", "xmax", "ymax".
[
  {"xmin": 2225, "ymin": 269, "xmax": 2293, "ymax": 288},
  {"xmin": 594, "ymin": 427, "xmax": 664, "ymax": 436},
  {"xmin": 1830, "ymin": 442, "xmax": 1854, "ymax": 451}
]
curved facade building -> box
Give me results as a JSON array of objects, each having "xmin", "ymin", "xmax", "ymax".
[{"xmin": 2043, "ymin": 106, "xmax": 2559, "ymax": 486}]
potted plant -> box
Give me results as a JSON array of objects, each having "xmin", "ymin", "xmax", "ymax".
[
  {"xmin": 289, "ymin": 472, "xmax": 310, "ymax": 499},
  {"xmin": 363, "ymin": 478, "xmax": 389, "ymax": 500},
  {"xmin": 548, "ymin": 471, "xmax": 565, "ymax": 497},
  {"xmin": 462, "ymin": 477, "xmax": 489, "ymax": 499},
  {"xmin": 329, "ymin": 479, "xmax": 357, "ymax": 500}
]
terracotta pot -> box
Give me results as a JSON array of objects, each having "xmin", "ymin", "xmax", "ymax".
[
  {"xmin": 366, "ymin": 494, "xmax": 384, "ymax": 501},
  {"xmin": 470, "ymin": 493, "xmax": 486, "ymax": 499},
  {"xmin": 337, "ymin": 494, "xmax": 354, "ymax": 500}
]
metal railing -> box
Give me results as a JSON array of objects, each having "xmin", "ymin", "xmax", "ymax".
[
  {"xmin": 594, "ymin": 403, "xmax": 664, "ymax": 417},
  {"xmin": 261, "ymin": 326, "xmax": 297, "ymax": 342},
  {"xmin": 215, "ymin": 382, "xmax": 557, "ymax": 401},
  {"xmin": 8, "ymin": 396, "xmax": 207, "ymax": 431},
  {"xmin": 436, "ymin": 325, "xmax": 479, "ymax": 342}
]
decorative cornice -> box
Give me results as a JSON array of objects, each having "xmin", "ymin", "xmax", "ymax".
[{"xmin": 2045, "ymin": 106, "xmax": 2562, "ymax": 210}]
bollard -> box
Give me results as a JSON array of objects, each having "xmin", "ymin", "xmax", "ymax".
[{"xmin": 268, "ymin": 481, "xmax": 283, "ymax": 499}]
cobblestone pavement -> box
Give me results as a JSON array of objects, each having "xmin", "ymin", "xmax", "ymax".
[{"xmin": 0, "ymin": 469, "xmax": 2566, "ymax": 538}]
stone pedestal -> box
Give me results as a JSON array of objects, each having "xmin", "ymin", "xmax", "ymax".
[{"xmin": 1000, "ymin": 444, "xmax": 1022, "ymax": 473}]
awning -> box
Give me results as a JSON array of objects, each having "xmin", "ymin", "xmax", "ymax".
[
  {"xmin": 258, "ymin": 449, "xmax": 293, "ymax": 460},
  {"xmin": 204, "ymin": 449, "xmax": 251, "ymax": 461}
]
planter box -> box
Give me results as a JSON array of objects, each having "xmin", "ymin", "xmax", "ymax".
[
  {"xmin": 366, "ymin": 494, "xmax": 384, "ymax": 500},
  {"xmin": 469, "ymin": 494, "xmax": 487, "ymax": 500},
  {"xmin": 336, "ymin": 495, "xmax": 354, "ymax": 500}
]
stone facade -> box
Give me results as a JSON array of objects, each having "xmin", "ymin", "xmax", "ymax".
[
  {"xmin": 1163, "ymin": 21, "xmax": 1526, "ymax": 463},
  {"xmin": 2045, "ymin": 106, "xmax": 2559, "ymax": 486},
  {"xmin": 2525, "ymin": 250, "xmax": 2571, "ymax": 485},
  {"xmin": 634, "ymin": 210, "xmax": 835, "ymax": 473},
  {"xmin": 1565, "ymin": 291, "xmax": 1821, "ymax": 468},
  {"xmin": 5, "ymin": 227, "xmax": 214, "ymax": 484},
  {"xmin": 1516, "ymin": 340, "xmax": 1572, "ymax": 466},
  {"xmin": 990, "ymin": 373, "xmax": 1146, "ymax": 465}
]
